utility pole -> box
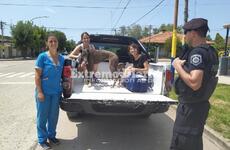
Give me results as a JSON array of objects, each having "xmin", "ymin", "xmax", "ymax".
[
  {"xmin": 183, "ymin": 0, "xmax": 189, "ymax": 45},
  {"xmin": 170, "ymin": 0, "xmax": 179, "ymax": 83},
  {"xmin": 223, "ymin": 24, "xmax": 230, "ymax": 56},
  {"xmin": 148, "ymin": 25, "xmax": 152, "ymax": 45},
  {"xmin": 184, "ymin": 0, "xmax": 188, "ymax": 24},
  {"xmin": 0, "ymin": 21, "xmax": 4, "ymax": 45},
  {"xmin": 114, "ymin": 29, "xmax": 117, "ymax": 35},
  {"xmin": 0, "ymin": 21, "xmax": 6, "ymax": 44}
]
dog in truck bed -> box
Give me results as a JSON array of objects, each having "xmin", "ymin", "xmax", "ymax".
[
  {"xmin": 80, "ymin": 48, "xmax": 119, "ymax": 86},
  {"xmin": 112, "ymin": 62, "xmax": 126, "ymax": 87}
]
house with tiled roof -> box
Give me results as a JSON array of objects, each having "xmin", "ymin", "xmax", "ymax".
[
  {"xmin": 140, "ymin": 31, "xmax": 184, "ymax": 44},
  {"xmin": 139, "ymin": 31, "xmax": 184, "ymax": 58},
  {"xmin": 139, "ymin": 31, "xmax": 214, "ymax": 58}
]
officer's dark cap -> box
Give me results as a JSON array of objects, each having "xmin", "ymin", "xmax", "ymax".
[{"xmin": 183, "ymin": 18, "xmax": 209, "ymax": 32}]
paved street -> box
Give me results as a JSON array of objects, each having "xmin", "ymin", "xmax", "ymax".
[
  {"xmin": 0, "ymin": 60, "xmax": 36, "ymax": 150},
  {"xmin": 0, "ymin": 60, "xmax": 225, "ymax": 150}
]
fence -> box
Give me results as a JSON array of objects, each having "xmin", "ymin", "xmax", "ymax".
[{"xmin": 219, "ymin": 56, "xmax": 230, "ymax": 76}]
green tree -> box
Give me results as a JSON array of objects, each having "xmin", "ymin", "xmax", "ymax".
[
  {"xmin": 128, "ymin": 24, "xmax": 142, "ymax": 39},
  {"xmin": 119, "ymin": 26, "xmax": 127, "ymax": 36},
  {"xmin": 142, "ymin": 25, "xmax": 152, "ymax": 38},
  {"xmin": 152, "ymin": 27, "xmax": 160, "ymax": 34},
  {"xmin": 164, "ymin": 36, "xmax": 182, "ymax": 57},
  {"xmin": 11, "ymin": 21, "xmax": 34, "ymax": 58},
  {"xmin": 32, "ymin": 26, "xmax": 47, "ymax": 57},
  {"xmin": 206, "ymin": 34, "xmax": 212, "ymax": 41},
  {"xmin": 65, "ymin": 40, "xmax": 76, "ymax": 53},
  {"xmin": 116, "ymin": 24, "xmax": 183, "ymax": 39},
  {"xmin": 158, "ymin": 24, "xmax": 183, "ymax": 33},
  {"xmin": 213, "ymin": 33, "xmax": 225, "ymax": 51}
]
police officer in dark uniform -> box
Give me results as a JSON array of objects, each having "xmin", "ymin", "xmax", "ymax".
[{"xmin": 170, "ymin": 18, "xmax": 219, "ymax": 150}]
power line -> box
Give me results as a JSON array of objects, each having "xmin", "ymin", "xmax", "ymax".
[
  {"xmin": 46, "ymin": 26, "xmax": 113, "ymax": 31},
  {"xmin": 112, "ymin": 0, "xmax": 132, "ymax": 30},
  {"xmin": 147, "ymin": 2, "xmax": 167, "ymax": 24},
  {"xmin": 112, "ymin": 0, "xmax": 124, "ymax": 18},
  {"xmin": 108, "ymin": 0, "xmax": 124, "ymax": 34},
  {"xmin": 0, "ymin": 3, "xmax": 124, "ymax": 9},
  {"xmin": 130, "ymin": 0, "xmax": 165, "ymax": 26}
]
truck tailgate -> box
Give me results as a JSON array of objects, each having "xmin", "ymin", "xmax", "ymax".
[
  {"xmin": 69, "ymin": 93, "xmax": 176, "ymax": 104},
  {"xmin": 68, "ymin": 79, "xmax": 177, "ymax": 104}
]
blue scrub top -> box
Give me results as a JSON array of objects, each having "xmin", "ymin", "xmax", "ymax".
[{"xmin": 35, "ymin": 51, "xmax": 65, "ymax": 95}]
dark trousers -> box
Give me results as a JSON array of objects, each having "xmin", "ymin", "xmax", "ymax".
[{"xmin": 170, "ymin": 102, "xmax": 210, "ymax": 150}]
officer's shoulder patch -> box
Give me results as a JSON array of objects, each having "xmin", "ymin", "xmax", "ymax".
[{"xmin": 190, "ymin": 54, "xmax": 202, "ymax": 66}]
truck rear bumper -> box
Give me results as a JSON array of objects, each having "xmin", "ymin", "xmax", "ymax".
[{"xmin": 60, "ymin": 98, "xmax": 177, "ymax": 116}]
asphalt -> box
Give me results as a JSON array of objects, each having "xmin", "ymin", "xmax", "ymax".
[{"xmin": 1, "ymin": 57, "xmax": 230, "ymax": 149}]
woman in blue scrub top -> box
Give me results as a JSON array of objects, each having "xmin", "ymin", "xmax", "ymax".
[{"xmin": 35, "ymin": 33, "xmax": 64, "ymax": 149}]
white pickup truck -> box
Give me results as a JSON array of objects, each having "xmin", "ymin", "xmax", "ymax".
[{"xmin": 60, "ymin": 34, "xmax": 177, "ymax": 118}]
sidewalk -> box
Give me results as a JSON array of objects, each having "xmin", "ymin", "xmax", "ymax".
[{"xmin": 218, "ymin": 75, "xmax": 230, "ymax": 85}]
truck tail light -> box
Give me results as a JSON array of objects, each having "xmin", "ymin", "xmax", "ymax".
[
  {"xmin": 166, "ymin": 70, "xmax": 172, "ymax": 82},
  {"xmin": 63, "ymin": 59, "xmax": 72, "ymax": 78},
  {"xmin": 165, "ymin": 69, "xmax": 172, "ymax": 93},
  {"xmin": 63, "ymin": 66, "xmax": 71, "ymax": 78},
  {"xmin": 62, "ymin": 59, "xmax": 73, "ymax": 98}
]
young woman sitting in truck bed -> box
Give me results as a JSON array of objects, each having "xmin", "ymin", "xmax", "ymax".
[{"xmin": 124, "ymin": 43, "xmax": 149, "ymax": 76}]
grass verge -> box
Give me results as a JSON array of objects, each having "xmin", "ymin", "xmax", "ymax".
[{"xmin": 169, "ymin": 84, "xmax": 230, "ymax": 139}]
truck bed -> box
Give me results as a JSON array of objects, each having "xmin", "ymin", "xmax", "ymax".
[{"xmin": 69, "ymin": 78, "xmax": 176, "ymax": 104}]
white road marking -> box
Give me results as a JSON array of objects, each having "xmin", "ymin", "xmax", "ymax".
[
  {"xmin": 19, "ymin": 72, "xmax": 34, "ymax": 78},
  {"xmin": 6, "ymin": 72, "xmax": 26, "ymax": 78},
  {"xmin": 0, "ymin": 72, "xmax": 16, "ymax": 77},
  {"xmin": 0, "ymin": 82, "xmax": 34, "ymax": 85}
]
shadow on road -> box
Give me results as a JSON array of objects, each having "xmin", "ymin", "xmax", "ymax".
[{"xmin": 52, "ymin": 114, "xmax": 174, "ymax": 150}]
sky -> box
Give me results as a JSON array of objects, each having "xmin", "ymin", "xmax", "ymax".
[{"xmin": 0, "ymin": 0, "xmax": 229, "ymax": 42}]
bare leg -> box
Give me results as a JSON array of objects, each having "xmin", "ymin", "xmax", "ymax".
[
  {"xmin": 93, "ymin": 63, "xmax": 99, "ymax": 73},
  {"xmin": 109, "ymin": 56, "xmax": 119, "ymax": 87}
]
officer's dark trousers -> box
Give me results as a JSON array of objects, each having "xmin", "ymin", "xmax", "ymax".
[{"xmin": 170, "ymin": 102, "xmax": 210, "ymax": 150}]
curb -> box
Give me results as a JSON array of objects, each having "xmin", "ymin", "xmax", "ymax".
[
  {"xmin": 204, "ymin": 125, "xmax": 230, "ymax": 150},
  {"xmin": 170, "ymin": 105, "xmax": 230, "ymax": 150}
]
